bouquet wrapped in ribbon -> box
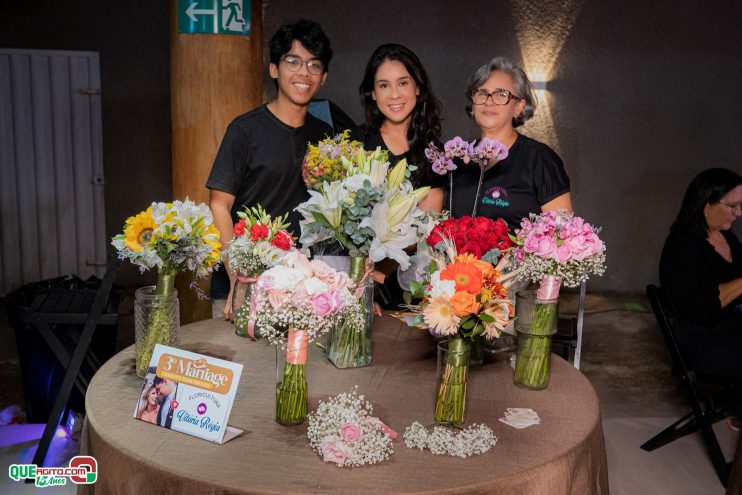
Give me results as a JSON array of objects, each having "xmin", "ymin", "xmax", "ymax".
[
  {"xmin": 406, "ymin": 238, "xmax": 518, "ymax": 425},
  {"xmin": 307, "ymin": 387, "xmax": 396, "ymax": 467},
  {"xmin": 226, "ymin": 205, "xmax": 295, "ymax": 338},
  {"xmin": 510, "ymin": 210, "xmax": 606, "ymax": 388},
  {"xmin": 254, "ymin": 251, "xmax": 364, "ymax": 424},
  {"xmin": 426, "ymin": 136, "xmax": 509, "ymax": 215},
  {"xmin": 111, "ymin": 199, "xmax": 221, "ymax": 376}
]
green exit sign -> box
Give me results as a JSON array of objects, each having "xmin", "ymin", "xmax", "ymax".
[{"xmin": 178, "ymin": 0, "xmax": 251, "ymax": 36}]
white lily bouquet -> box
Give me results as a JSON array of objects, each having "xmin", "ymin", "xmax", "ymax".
[
  {"xmin": 296, "ymin": 134, "xmax": 433, "ymax": 368},
  {"xmin": 297, "ymin": 142, "xmax": 431, "ymax": 269}
]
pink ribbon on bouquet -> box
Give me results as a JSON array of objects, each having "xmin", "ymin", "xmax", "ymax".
[
  {"xmin": 537, "ymin": 275, "xmax": 562, "ymax": 300},
  {"xmin": 352, "ymin": 266, "xmax": 375, "ymax": 300}
]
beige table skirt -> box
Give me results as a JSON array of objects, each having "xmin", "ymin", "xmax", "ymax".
[{"xmin": 79, "ymin": 315, "xmax": 608, "ymax": 495}]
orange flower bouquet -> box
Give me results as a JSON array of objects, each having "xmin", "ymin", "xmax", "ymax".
[{"xmin": 406, "ymin": 240, "xmax": 519, "ymax": 425}]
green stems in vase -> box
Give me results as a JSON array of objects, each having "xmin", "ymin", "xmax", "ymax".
[
  {"xmin": 434, "ymin": 338, "xmax": 470, "ymax": 426},
  {"xmin": 134, "ymin": 271, "xmax": 179, "ymax": 378},
  {"xmin": 276, "ymin": 328, "xmax": 309, "ymax": 425},
  {"xmin": 326, "ymin": 256, "xmax": 373, "ymax": 368},
  {"xmin": 513, "ymin": 287, "xmax": 558, "ymax": 390}
]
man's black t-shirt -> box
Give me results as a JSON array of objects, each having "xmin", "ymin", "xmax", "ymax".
[
  {"xmin": 206, "ymin": 105, "xmax": 332, "ymax": 297},
  {"xmin": 447, "ymin": 133, "xmax": 570, "ymax": 229}
]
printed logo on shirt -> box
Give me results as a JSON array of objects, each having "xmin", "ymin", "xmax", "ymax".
[{"xmin": 481, "ymin": 186, "xmax": 510, "ymax": 208}]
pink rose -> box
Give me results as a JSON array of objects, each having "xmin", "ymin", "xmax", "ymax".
[
  {"xmin": 312, "ymin": 293, "xmax": 334, "ymax": 317},
  {"xmin": 320, "ymin": 438, "xmax": 352, "ymax": 464},
  {"xmin": 341, "ymin": 422, "xmax": 362, "ymax": 442},
  {"xmin": 555, "ymin": 243, "xmax": 573, "ymax": 263}
]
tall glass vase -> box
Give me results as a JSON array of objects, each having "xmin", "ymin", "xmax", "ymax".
[
  {"xmin": 232, "ymin": 272, "xmax": 260, "ymax": 339},
  {"xmin": 513, "ymin": 276, "xmax": 561, "ymax": 390},
  {"xmin": 276, "ymin": 328, "xmax": 308, "ymax": 425},
  {"xmin": 326, "ymin": 256, "xmax": 373, "ymax": 368},
  {"xmin": 434, "ymin": 338, "xmax": 470, "ymax": 426},
  {"xmin": 135, "ymin": 272, "xmax": 179, "ymax": 378}
]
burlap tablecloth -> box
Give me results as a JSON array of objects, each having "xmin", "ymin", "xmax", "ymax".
[{"xmin": 79, "ymin": 315, "xmax": 608, "ymax": 494}]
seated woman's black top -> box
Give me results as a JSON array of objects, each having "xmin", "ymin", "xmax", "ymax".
[{"xmin": 659, "ymin": 226, "xmax": 742, "ymax": 328}]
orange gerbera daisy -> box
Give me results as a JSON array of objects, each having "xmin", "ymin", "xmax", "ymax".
[
  {"xmin": 455, "ymin": 253, "xmax": 496, "ymax": 279},
  {"xmin": 440, "ymin": 261, "xmax": 483, "ymax": 294}
]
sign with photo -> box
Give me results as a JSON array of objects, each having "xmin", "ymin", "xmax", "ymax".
[{"xmin": 133, "ymin": 344, "xmax": 243, "ymax": 444}]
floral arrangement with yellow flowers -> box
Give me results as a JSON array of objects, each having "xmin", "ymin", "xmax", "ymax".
[
  {"xmin": 302, "ymin": 130, "xmax": 364, "ymax": 191},
  {"xmin": 112, "ymin": 199, "xmax": 221, "ymax": 280},
  {"xmin": 111, "ymin": 199, "xmax": 221, "ymax": 377}
]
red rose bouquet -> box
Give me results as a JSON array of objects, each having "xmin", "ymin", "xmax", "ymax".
[{"xmin": 427, "ymin": 216, "xmax": 512, "ymax": 264}]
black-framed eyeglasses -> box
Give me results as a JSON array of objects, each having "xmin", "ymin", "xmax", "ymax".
[
  {"xmin": 718, "ymin": 201, "xmax": 742, "ymax": 214},
  {"xmin": 281, "ymin": 55, "xmax": 324, "ymax": 75},
  {"xmin": 471, "ymin": 89, "xmax": 521, "ymax": 105}
]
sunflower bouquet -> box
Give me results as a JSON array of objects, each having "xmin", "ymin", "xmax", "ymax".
[
  {"xmin": 111, "ymin": 199, "xmax": 221, "ymax": 376},
  {"xmin": 406, "ymin": 238, "xmax": 519, "ymax": 425}
]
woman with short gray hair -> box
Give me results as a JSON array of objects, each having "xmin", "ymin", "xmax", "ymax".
[{"xmin": 449, "ymin": 56, "xmax": 572, "ymax": 229}]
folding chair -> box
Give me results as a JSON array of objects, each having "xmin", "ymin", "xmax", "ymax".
[
  {"xmin": 22, "ymin": 255, "xmax": 120, "ymax": 468},
  {"xmin": 642, "ymin": 284, "xmax": 740, "ymax": 487}
]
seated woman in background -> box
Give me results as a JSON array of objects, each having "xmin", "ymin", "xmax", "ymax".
[
  {"xmin": 358, "ymin": 43, "xmax": 446, "ymax": 308},
  {"xmin": 659, "ymin": 168, "xmax": 742, "ymax": 382},
  {"xmin": 450, "ymin": 56, "xmax": 571, "ymax": 229}
]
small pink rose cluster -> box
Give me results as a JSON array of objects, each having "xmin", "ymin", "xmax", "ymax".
[
  {"xmin": 514, "ymin": 210, "xmax": 604, "ymax": 264},
  {"xmin": 257, "ymin": 250, "xmax": 354, "ymax": 316},
  {"xmin": 308, "ymin": 388, "xmax": 395, "ymax": 467}
]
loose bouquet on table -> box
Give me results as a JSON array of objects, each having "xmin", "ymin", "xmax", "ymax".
[
  {"xmin": 225, "ymin": 205, "xmax": 295, "ymax": 338},
  {"xmin": 253, "ymin": 250, "xmax": 364, "ymax": 425},
  {"xmin": 111, "ymin": 199, "xmax": 221, "ymax": 377},
  {"xmin": 509, "ymin": 210, "xmax": 607, "ymax": 389},
  {"xmin": 296, "ymin": 131, "xmax": 434, "ymax": 368}
]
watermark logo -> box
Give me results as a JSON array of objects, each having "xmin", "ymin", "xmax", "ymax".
[{"xmin": 8, "ymin": 455, "xmax": 97, "ymax": 487}]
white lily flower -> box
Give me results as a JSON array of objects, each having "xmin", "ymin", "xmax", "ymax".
[{"xmin": 360, "ymin": 202, "xmax": 418, "ymax": 270}]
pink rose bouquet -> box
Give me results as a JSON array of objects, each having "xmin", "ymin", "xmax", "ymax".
[
  {"xmin": 308, "ymin": 387, "xmax": 395, "ymax": 467},
  {"xmin": 255, "ymin": 251, "xmax": 364, "ymax": 425},
  {"xmin": 512, "ymin": 210, "xmax": 606, "ymax": 290}
]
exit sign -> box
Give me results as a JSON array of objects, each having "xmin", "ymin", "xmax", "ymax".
[{"xmin": 178, "ymin": 0, "xmax": 251, "ymax": 36}]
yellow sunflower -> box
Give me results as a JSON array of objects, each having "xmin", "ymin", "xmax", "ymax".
[{"xmin": 124, "ymin": 208, "xmax": 157, "ymax": 252}]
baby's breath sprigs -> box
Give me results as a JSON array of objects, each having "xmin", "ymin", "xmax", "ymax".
[{"xmin": 403, "ymin": 421, "xmax": 497, "ymax": 458}]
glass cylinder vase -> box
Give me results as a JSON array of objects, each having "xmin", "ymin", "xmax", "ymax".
[
  {"xmin": 470, "ymin": 335, "xmax": 485, "ymax": 368},
  {"xmin": 434, "ymin": 338, "xmax": 470, "ymax": 426},
  {"xmin": 512, "ymin": 289, "xmax": 558, "ymax": 390},
  {"xmin": 232, "ymin": 272, "xmax": 260, "ymax": 339},
  {"xmin": 275, "ymin": 328, "xmax": 309, "ymax": 425},
  {"xmin": 134, "ymin": 282, "xmax": 179, "ymax": 378},
  {"xmin": 326, "ymin": 256, "xmax": 373, "ymax": 368}
]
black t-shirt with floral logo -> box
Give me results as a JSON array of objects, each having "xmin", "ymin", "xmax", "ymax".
[{"xmin": 447, "ymin": 133, "xmax": 570, "ymax": 230}]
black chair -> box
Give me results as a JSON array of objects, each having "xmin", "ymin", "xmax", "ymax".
[
  {"xmin": 23, "ymin": 255, "xmax": 120, "ymax": 468},
  {"xmin": 642, "ymin": 284, "xmax": 740, "ymax": 487}
]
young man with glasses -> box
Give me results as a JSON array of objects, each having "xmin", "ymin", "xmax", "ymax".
[{"xmin": 206, "ymin": 20, "xmax": 333, "ymax": 319}]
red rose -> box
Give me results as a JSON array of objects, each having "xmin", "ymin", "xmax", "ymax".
[
  {"xmin": 250, "ymin": 224, "xmax": 269, "ymax": 240},
  {"xmin": 233, "ymin": 219, "xmax": 246, "ymax": 237},
  {"xmin": 271, "ymin": 230, "xmax": 294, "ymax": 251}
]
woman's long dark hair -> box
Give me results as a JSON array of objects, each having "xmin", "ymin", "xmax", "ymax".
[
  {"xmin": 672, "ymin": 168, "xmax": 742, "ymax": 238},
  {"xmin": 359, "ymin": 44, "xmax": 442, "ymax": 187}
]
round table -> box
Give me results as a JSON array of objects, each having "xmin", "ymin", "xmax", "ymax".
[{"xmin": 80, "ymin": 315, "xmax": 608, "ymax": 494}]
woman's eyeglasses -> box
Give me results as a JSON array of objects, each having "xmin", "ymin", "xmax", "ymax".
[
  {"xmin": 718, "ymin": 201, "xmax": 742, "ymax": 214},
  {"xmin": 281, "ymin": 55, "xmax": 324, "ymax": 75},
  {"xmin": 471, "ymin": 89, "xmax": 521, "ymax": 105}
]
